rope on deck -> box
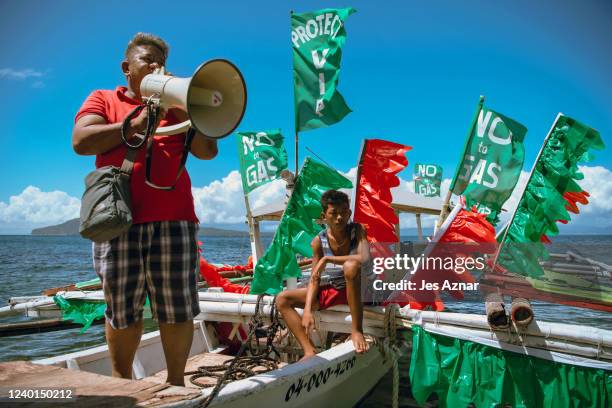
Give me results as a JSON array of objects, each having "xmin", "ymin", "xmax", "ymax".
[{"xmin": 191, "ymin": 294, "xmax": 283, "ymax": 408}]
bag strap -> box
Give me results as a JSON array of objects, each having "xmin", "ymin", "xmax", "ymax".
[
  {"xmin": 118, "ymin": 104, "xmax": 152, "ymax": 177},
  {"xmin": 144, "ymin": 123, "xmax": 196, "ymax": 191}
]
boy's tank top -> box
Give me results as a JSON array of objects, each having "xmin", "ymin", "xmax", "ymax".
[{"xmin": 318, "ymin": 223, "xmax": 359, "ymax": 290}]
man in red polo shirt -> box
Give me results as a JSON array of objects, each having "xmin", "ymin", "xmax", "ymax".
[{"xmin": 72, "ymin": 33, "xmax": 217, "ymax": 386}]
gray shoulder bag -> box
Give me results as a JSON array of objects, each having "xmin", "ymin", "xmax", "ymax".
[
  {"xmin": 78, "ymin": 105, "xmax": 147, "ymax": 243},
  {"xmin": 79, "ymin": 104, "xmax": 195, "ymax": 242}
]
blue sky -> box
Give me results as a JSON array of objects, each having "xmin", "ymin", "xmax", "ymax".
[{"xmin": 0, "ymin": 0, "xmax": 610, "ymax": 233}]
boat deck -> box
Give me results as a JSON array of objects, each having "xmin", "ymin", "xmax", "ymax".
[
  {"xmin": 0, "ymin": 360, "xmax": 202, "ymax": 407},
  {"xmin": 144, "ymin": 351, "xmax": 288, "ymax": 388}
]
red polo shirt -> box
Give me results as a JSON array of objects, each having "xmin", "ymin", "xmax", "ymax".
[{"xmin": 75, "ymin": 86, "xmax": 199, "ymax": 224}]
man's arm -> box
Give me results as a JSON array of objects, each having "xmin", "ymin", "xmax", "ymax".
[
  {"xmin": 72, "ymin": 108, "xmax": 156, "ymax": 156},
  {"xmin": 172, "ymin": 109, "xmax": 218, "ymax": 160},
  {"xmin": 190, "ymin": 134, "xmax": 218, "ymax": 160}
]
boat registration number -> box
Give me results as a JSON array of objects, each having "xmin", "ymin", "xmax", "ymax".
[{"xmin": 284, "ymin": 356, "xmax": 357, "ymax": 402}]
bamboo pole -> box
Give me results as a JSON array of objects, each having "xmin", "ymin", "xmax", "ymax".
[
  {"xmin": 295, "ymin": 130, "xmax": 299, "ymax": 176},
  {"xmin": 415, "ymin": 213, "xmax": 423, "ymax": 241},
  {"xmin": 243, "ymin": 192, "xmax": 262, "ymax": 264},
  {"xmin": 0, "ymin": 318, "xmax": 105, "ymax": 338}
]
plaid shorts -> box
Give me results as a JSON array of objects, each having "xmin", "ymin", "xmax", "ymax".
[{"xmin": 93, "ymin": 221, "xmax": 200, "ymax": 329}]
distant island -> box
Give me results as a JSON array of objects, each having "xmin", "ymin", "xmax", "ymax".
[{"xmin": 31, "ymin": 218, "xmax": 273, "ymax": 237}]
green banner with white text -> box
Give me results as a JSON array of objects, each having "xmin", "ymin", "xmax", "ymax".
[
  {"xmin": 414, "ymin": 163, "xmax": 443, "ymax": 197},
  {"xmin": 451, "ymin": 101, "xmax": 527, "ymax": 225},
  {"xmin": 292, "ymin": 7, "xmax": 355, "ymax": 132},
  {"xmin": 236, "ymin": 130, "xmax": 288, "ymax": 194}
]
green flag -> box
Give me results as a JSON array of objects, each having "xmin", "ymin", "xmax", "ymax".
[
  {"xmin": 236, "ymin": 129, "xmax": 288, "ymax": 194},
  {"xmin": 498, "ymin": 114, "xmax": 604, "ymax": 278},
  {"xmin": 292, "ymin": 7, "xmax": 355, "ymax": 132},
  {"xmin": 250, "ymin": 157, "xmax": 353, "ymax": 294},
  {"xmin": 451, "ymin": 99, "xmax": 527, "ymax": 225},
  {"xmin": 414, "ymin": 163, "xmax": 443, "ymax": 197}
]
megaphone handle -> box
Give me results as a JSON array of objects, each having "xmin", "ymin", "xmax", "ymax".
[
  {"xmin": 144, "ymin": 127, "xmax": 196, "ymax": 191},
  {"xmin": 154, "ymin": 120, "xmax": 191, "ymax": 136}
]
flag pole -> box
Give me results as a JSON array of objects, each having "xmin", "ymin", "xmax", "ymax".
[
  {"xmin": 295, "ymin": 130, "xmax": 299, "ymax": 175},
  {"xmin": 243, "ymin": 192, "xmax": 262, "ymax": 264},
  {"xmin": 492, "ymin": 112, "xmax": 563, "ymax": 268},
  {"xmin": 436, "ymin": 95, "xmax": 485, "ymax": 229}
]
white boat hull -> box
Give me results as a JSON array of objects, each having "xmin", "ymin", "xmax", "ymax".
[{"xmin": 204, "ymin": 342, "xmax": 390, "ymax": 408}]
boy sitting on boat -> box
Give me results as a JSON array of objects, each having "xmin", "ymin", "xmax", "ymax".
[{"xmin": 277, "ymin": 189, "xmax": 370, "ymax": 358}]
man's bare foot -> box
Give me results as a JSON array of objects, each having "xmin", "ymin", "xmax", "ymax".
[
  {"xmin": 351, "ymin": 331, "xmax": 369, "ymax": 354},
  {"xmin": 298, "ymin": 351, "xmax": 316, "ymax": 362}
]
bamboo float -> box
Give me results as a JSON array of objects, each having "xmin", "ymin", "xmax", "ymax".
[
  {"xmin": 196, "ymin": 298, "xmax": 612, "ymax": 361},
  {"xmin": 510, "ymin": 297, "xmax": 534, "ymax": 326},
  {"xmin": 39, "ymin": 260, "xmax": 311, "ymax": 296},
  {"xmin": 0, "ymin": 292, "xmax": 105, "ymax": 318},
  {"xmin": 0, "ymin": 318, "xmax": 105, "ymax": 338},
  {"xmin": 1, "ymin": 278, "xmax": 255, "ymax": 319},
  {"xmin": 197, "ymin": 293, "xmax": 612, "ymax": 349}
]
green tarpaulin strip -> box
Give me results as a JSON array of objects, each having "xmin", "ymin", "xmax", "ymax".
[
  {"xmin": 409, "ymin": 326, "xmax": 611, "ymax": 408},
  {"xmin": 53, "ymin": 295, "xmax": 106, "ymax": 333},
  {"xmin": 53, "ymin": 296, "xmax": 152, "ymax": 333}
]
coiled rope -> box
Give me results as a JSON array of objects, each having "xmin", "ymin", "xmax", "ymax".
[{"xmin": 191, "ymin": 294, "xmax": 283, "ymax": 408}]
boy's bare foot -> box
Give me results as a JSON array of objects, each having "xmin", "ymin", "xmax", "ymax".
[
  {"xmin": 298, "ymin": 351, "xmax": 316, "ymax": 362},
  {"xmin": 351, "ymin": 331, "xmax": 369, "ymax": 354}
]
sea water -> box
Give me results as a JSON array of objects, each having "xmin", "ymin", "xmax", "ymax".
[{"xmin": 0, "ymin": 235, "xmax": 610, "ymax": 407}]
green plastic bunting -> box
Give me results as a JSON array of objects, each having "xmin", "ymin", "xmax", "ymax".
[
  {"xmin": 451, "ymin": 100, "xmax": 527, "ymax": 225},
  {"xmin": 292, "ymin": 7, "xmax": 355, "ymax": 132},
  {"xmin": 409, "ymin": 326, "xmax": 611, "ymax": 408},
  {"xmin": 236, "ymin": 129, "xmax": 289, "ymax": 194},
  {"xmin": 53, "ymin": 295, "xmax": 152, "ymax": 333},
  {"xmin": 250, "ymin": 157, "xmax": 353, "ymax": 294},
  {"xmin": 53, "ymin": 295, "xmax": 106, "ymax": 333},
  {"xmin": 499, "ymin": 115, "xmax": 604, "ymax": 278},
  {"xmin": 414, "ymin": 163, "xmax": 443, "ymax": 197}
]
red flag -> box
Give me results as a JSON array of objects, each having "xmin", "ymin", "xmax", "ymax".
[{"xmin": 353, "ymin": 139, "xmax": 411, "ymax": 255}]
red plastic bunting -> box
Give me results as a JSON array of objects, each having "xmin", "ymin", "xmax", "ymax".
[
  {"xmin": 405, "ymin": 207, "xmax": 497, "ymax": 310},
  {"xmin": 198, "ymin": 241, "xmax": 252, "ymax": 294}
]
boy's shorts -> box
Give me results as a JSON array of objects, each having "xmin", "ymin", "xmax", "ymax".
[
  {"xmin": 318, "ymin": 286, "xmax": 348, "ymax": 310},
  {"xmin": 93, "ymin": 221, "xmax": 200, "ymax": 329}
]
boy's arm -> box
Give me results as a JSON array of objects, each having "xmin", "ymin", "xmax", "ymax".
[{"xmin": 304, "ymin": 237, "xmax": 324, "ymax": 316}]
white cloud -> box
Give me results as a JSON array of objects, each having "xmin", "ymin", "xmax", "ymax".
[
  {"xmin": 1, "ymin": 164, "xmax": 609, "ymax": 234},
  {"xmin": 0, "ymin": 68, "xmax": 44, "ymax": 80},
  {"xmin": 191, "ymin": 171, "xmax": 287, "ymax": 224},
  {"xmin": 576, "ymin": 166, "xmax": 612, "ymax": 214},
  {"xmin": 0, "ymin": 186, "xmax": 80, "ymax": 230}
]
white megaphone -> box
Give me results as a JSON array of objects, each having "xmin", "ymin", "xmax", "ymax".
[{"xmin": 140, "ymin": 59, "xmax": 247, "ymax": 139}]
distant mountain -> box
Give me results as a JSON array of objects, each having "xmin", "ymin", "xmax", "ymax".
[
  {"xmin": 31, "ymin": 218, "xmax": 273, "ymax": 237},
  {"xmin": 32, "ymin": 218, "xmax": 80, "ymax": 235}
]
